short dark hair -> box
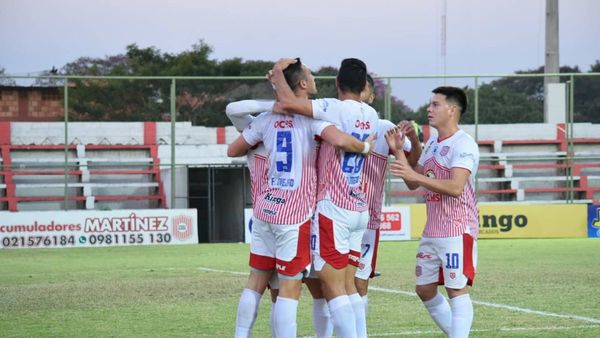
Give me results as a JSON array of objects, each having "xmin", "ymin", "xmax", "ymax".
[
  {"xmin": 283, "ymin": 57, "xmax": 305, "ymax": 91},
  {"xmin": 337, "ymin": 58, "xmax": 367, "ymax": 94},
  {"xmin": 432, "ymin": 86, "xmax": 467, "ymax": 115}
]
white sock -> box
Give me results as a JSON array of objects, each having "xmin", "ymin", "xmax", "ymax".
[
  {"xmin": 235, "ymin": 288, "xmax": 261, "ymax": 338},
  {"xmin": 450, "ymin": 294, "xmax": 474, "ymax": 338},
  {"xmin": 349, "ymin": 293, "xmax": 367, "ymax": 338},
  {"xmin": 273, "ymin": 296, "xmax": 299, "ymax": 338},
  {"xmin": 423, "ymin": 292, "xmax": 452, "ymax": 336},
  {"xmin": 270, "ymin": 301, "xmax": 276, "ymax": 337},
  {"xmin": 328, "ymin": 295, "xmax": 357, "ymax": 338},
  {"xmin": 361, "ymin": 295, "xmax": 369, "ymax": 318},
  {"xmin": 312, "ymin": 298, "xmax": 333, "ymax": 338}
]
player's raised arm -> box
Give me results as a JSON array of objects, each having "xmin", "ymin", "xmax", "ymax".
[
  {"xmin": 225, "ymin": 100, "xmax": 274, "ymax": 132},
  {"xmin": 386, "ymin": 128, "xmax": 421, "ymax": 190},
  {"xmin": 320, "ymin": 125, "xmax": 374, "ymax": 154},
  {"xmin": 268, "ymin": 58, "xmax": 314, "ymax": 118},
  {"xmin": 398, "ymin": 120, "xmax": 422, "ymax": 168},
  {"xmin": 227, "ymin": 135, "xmax": 253, "ymax": 157}
]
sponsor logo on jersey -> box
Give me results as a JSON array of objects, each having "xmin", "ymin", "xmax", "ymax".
[
  {"xmin": 424, "ymin": 168, "xmax": 436, "ymax": 178},
  {"xmin": 264, "ymin": 193, "xmax": 286, "ymax": 204},
  {"xmin": 416, "ymin": 252, "xmax": 432, "ymax": 259},
  {"xmin": 355, "ymin": 120, "xmax": 371, "ymax": 130},
  {"xmin": 274, "ymin": 120, "xmax": 293, "ymax": 128},
  {"xmin": 349, "ymin": 189, "xmax": 365, "ymax": 200},
  {"xmin": 424, "ymin": 140, "xmax": 434, "ymax": 154},
  {"xmin": 263, "ymin": 209, "xmax": 277, "ymax": 216}
]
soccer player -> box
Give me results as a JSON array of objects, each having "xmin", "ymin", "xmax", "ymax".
[
  {"xmin": 226, "ymin": 99, "xmax": 280, "ymax": 338},
  {"xmin": 228, "ymin": 58, "xmax": 372, "ymax": 338},
  {"xmin": 355, "ymin": 75, "xmax": 422, "ymax": 319},
  {"xmin": 269, "ymin": 57, "xmax": 380, "ymax": 338},
  {"xmin": 388, "ymin": 86, "xmax": 479, "ymax": 338}
]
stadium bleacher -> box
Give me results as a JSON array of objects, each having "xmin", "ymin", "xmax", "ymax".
[
  {"xmin": 0, "ymin": 122, "xmax": 166, "ymax": 211},
  {"xmin": 1, "ymin": 121, "xmax": 599, "ymax": 210},
  {"xmin": 389, "ymin": 123, "xmax": 600, "ymax": 204}
]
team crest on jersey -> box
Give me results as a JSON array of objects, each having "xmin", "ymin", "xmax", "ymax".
[
  {"xmin": 440, "ymin": 146, "xmax": 450, "ymax": 156},
  {"xmin": 416, "ymin": 265, "xmax": 422, "ymax": 277},
  {"xmin": 449, "ymin": 272, "xmax": 456, "ymax": 279},
  {"xmin": 424, "ymin": 168, "xmax": 436, "ymax": 178}
]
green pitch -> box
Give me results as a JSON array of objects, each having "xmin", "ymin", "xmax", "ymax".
[{"xmin": 1, "ymin": 238, "xmax": 599, "ymax": 337}]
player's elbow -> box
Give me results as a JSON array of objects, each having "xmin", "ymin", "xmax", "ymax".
[
  {"xmin": 227, "ymin": 146, "xmax": 243, "ymax": 157},
  {"xmin": 225, "ymin": 103, "xmax": 235, "ymax": 117}
]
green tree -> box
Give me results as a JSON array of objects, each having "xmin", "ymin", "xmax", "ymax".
[{"xmin": 411, "ymin": 61, "xmax": 600, "ymax": 124}]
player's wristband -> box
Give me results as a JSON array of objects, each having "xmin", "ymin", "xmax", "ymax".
[{"xmin": 361, "ymin": 141, "xmax": 370, "ymax": 154}]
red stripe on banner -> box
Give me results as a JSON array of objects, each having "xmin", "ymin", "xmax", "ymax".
[
  {"xmin": 144, "ymin": 122, "xmax": 156, "ymax": 145},
  {"xmin": 216, "ymin": 127, "xmax": 226, "ymax": 144},
  {"xmin": 0, "ymin": 122, "xmax": 10, "ymax": 145}
]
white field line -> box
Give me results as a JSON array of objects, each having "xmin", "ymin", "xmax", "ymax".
[
  {"xmin": 366, "ymin": 324, "xmax": 600, "ymax": 336},
  {"xmin": 198, "ymin": 267, "xmax": 600, "ymax": 325},
  {"xmin": 369, "ymin": 286, "xmax": 600, "ymax": 325}
]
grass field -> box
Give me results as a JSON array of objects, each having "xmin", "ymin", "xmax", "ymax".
[{"xmin": 1, "ymin": 238, "xmax": 599, "ymax": 337}]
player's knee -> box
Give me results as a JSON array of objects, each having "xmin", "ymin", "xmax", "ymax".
[
  {"xmin": 416, "ymin": 284, "xmax": 437, "ymax": 301},
  {"xmin": 355, "ymin": 278, "xmax": 368, "ymax": 296}
]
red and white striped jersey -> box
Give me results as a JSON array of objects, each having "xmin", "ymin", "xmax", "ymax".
[
  {"xmin": 363, "ymin": 119, "xmax": 412, "ymax": 230},
  {"xmin": 311, "ymin": 99, "xmax": 380, "ymax": 212},
  {"xmin": 418, "ymin": 129, "xmax": 480, "ymax": 238},
  {"xmin": 242, "ymin": 112, "xmax": 332, "ymax": 225},
  {"xmin": 246, "ymin": 145, "xmax": 267, "ymax": 208}
]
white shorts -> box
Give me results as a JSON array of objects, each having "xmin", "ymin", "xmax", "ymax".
[
  {"xmin": 355, "ymin": 228, "xmax": 380, "ymax": 281},
  {"xmin": 415, "ymin": 234, "xmax": 477, "ymax": 289},
  {"xmin": 311, "ymin": 199, "xmax": 369, "ymax": 271},
  {"xmin": 249, "ymin": 216, "xmax": 312, "ymax": 277}
]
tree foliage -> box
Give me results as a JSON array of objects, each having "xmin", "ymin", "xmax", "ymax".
[
  {"xmin": 39, "ymin": 40, "xmax": 600, "ymax": 126},
  {"xmin": 412, "ymin": 62, "xmax": 600, "ymax": 124},
  {"xmin": 62, "ymin": 41, "xmax": 276, "ymax": 125}
]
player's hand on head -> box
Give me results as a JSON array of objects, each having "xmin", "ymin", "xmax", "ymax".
[{"xmin": 273, "ymin": 58, "xmax": 298, "ymax": 71}]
